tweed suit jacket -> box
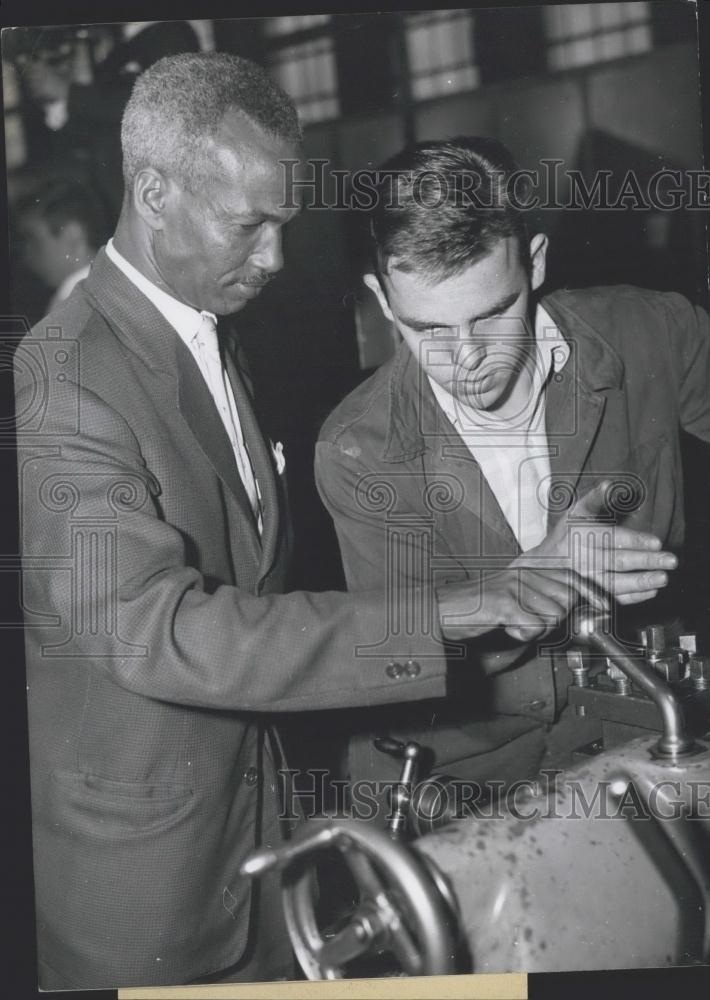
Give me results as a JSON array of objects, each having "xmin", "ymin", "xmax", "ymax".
[
  {"xmin": 315, "ymin": 285, "xmax": 710, "ymax": 785},
  {"xmin": 14, "ymin": 248, "xmax": 449, "ymax": 988}
]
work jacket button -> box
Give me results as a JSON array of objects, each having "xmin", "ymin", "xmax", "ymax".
[
  {"xmin": 404, "ymin": 659, "xmax": 421, "ymax": 677},
  {"xmin": 243, "ymin": 766, "xmax": 259, "ymax": 786},
  {"xmin": 386, "ymin": 661, "xmax": 404, "ymax": 679}
]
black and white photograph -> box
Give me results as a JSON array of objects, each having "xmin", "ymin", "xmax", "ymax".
[{"xmin": 3, "ymin": 3, "xmax": 710, "ymax": 997}]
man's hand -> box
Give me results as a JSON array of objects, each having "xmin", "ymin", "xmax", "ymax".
[
  {"xmin": 437, "ymin": 563, "xmax": 608, "ymax": 643},
  {"xmin": 521, "ymin": 480, "xmax": 677, "ymax": 605}
]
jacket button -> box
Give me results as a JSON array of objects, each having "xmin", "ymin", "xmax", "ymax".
[
  {"xmin": 404, "ymin": 659, "xmax": 421, "ymax": 677},
  {"xmin": 529, "ymin": 699, "xmax": 547, "ymax": 711},
  {"xmin": 243, "ymin": 766, "xmax": 259, "ymax": 786},
  {"xmin": 386, "ymin": 661, "xmax": 403, "ymax": 679}
]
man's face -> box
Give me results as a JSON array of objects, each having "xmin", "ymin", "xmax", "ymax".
[
  {"xmin": 153, "ymin": 110, "xmax": 301, "ymax": 316},
  {"xmin": 366, "ymin": 235, "xmax": 547, "ymax": 412}
]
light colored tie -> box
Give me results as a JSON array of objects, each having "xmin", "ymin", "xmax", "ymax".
[{"xmin": 192, "ymin": 312, "xmax": 263, "ymax": 534}]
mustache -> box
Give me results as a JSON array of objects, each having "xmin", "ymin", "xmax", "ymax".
[{"xmin": 238, "ymin": 272, "xmax": 276, "ymax": 287}]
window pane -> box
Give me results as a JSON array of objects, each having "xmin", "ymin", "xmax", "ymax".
[
  {"xmin": 269, "ymin": 36, "xmax": 339, "ymax": 123},
  {"xmin": 405, "ymin": 9, "xmax": 478, "ymax": 101},
  {"xmin": 264, "ymin": 15, "xmax": 331, "ymax": 37},
  {"xmin": 544, "ymin": 0, "xmax": 652, "ymax": 68}
]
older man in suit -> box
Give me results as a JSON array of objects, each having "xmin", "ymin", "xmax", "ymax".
[{"xmin": 14, "ymin": 56, "xmax": 626, "ymax": 991}]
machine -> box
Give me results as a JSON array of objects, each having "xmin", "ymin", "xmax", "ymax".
[{"xmin": 241, "ymin": 608, "xmax": 710, "ymax": 979}]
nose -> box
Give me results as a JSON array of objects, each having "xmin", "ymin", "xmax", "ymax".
[{"xmin": 250, "ymin": 224, "xmax": 284, "ymax": 275}]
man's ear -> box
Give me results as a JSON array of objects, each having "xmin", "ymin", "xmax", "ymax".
[
  {"xmin": 529, "ymin": 232, "xmax": 549, "ymax": 292},
  {"xmin": 132, "ymin": 168, "xmax": 171, "ymax": 231},
  {"xmin": 363, "ymin": 272, "xmax": 394, "ymax": 322}
]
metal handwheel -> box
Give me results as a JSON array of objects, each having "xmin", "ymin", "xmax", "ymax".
[{"xmin": 241, "ymin": 817, "xmax": 459, "ymax": 980}]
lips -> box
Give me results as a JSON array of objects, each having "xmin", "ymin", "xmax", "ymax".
[{"xmin": 234, "ymin": 281, "xmax": 265, "ymax": 298}]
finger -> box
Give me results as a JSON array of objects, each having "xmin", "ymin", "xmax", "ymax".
[
  {"xmin": 611, "ymin": 550, "xmax": 677, "ymax": 573},
  {"xmin": 500, "ymin": 582, "xmax": 568, "ymax": 637},
  {"xmin": 602, "ymin": 570, "xmax": 669, "ymax": 596},
  {"xmin": 518, "ymin": 572, "xmax": 575, "ymax": 624},
  {"xmin": 616, "ymin": 589, "xmax": 659, "ymax": 606},
  {"xmin": 524, "ymin": 567, "xmax": 610, "ymax": 614},
  {"xmin": 607, "ymin": 528, "xmax": 663, "ymax": 551},
  {"xmin": 566, "ymin": 571, "xmax": 611, "ymax": 612},
  {"xmin": 506, "ymin": 623, "xmax": 548, "ymax": 642}
]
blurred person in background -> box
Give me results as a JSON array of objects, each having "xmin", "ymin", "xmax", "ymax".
[
  {"xmin": 14, "ymin": 175, "xmax": 110, "ymax": 312},
  {"xmin": 6, "ymin": 22, "xmax": 200, "ymax": 221}
]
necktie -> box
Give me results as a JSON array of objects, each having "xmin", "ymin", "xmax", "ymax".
[{"xmin": 192, "ymin": 312, "xmax": 263, "ymax": 534}]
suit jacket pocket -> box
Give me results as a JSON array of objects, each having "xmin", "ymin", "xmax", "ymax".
[{"xmin": 50, "ymin": 769, "xmax": 194, "ymax": 839}]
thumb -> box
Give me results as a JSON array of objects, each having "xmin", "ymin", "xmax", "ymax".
[{"xmin": 571, "ymin": 480, "xmax": 610, "ymax": 519}]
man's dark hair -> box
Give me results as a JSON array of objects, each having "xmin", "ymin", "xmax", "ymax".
[
  {"xmin": 14, "ymin": 175, "xmax": 110, "ymax": 250},
  {"xmin": 369, "ymin": 136, "xmax": 531, "ymax": 283},
  {"xmin": 121, "ymin": 52, "xmax": 303, "ymax": 192}
]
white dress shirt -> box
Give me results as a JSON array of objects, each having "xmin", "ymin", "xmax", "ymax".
[
  {"xmin": 105, "ymin": 238, "xmax": 263, "ymax": 534},
  {"xmin": 429, "ymin": 305, "xmax": 570, "ymax": 552}
]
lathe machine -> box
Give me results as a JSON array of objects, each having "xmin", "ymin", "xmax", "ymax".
[{"xmin": 242, "ymin": 608, "xmax": 710, "ymax": 979}]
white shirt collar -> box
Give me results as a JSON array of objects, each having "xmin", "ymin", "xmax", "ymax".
[
  {"xmin": 106, "ymin": 237, "xmax": 216, "ymax": 345},
  {"xmin": 428, "ymin": 302, "xmax": 569, "ymax": 434}
]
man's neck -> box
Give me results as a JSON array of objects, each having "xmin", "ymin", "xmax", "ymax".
[
  {"xmin": 487, "ymin": 346, "xmax": 536, "ymax": 421},
  {"xmin": 112, "ymin": 214, "xmax": 173, "ymax": 298}
]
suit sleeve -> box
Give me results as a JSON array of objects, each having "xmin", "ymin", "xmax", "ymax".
[
  {"xmin": 17, "ymin": 378, "xmax": 447, "ymax": 713},
  {"xmin": 662, "ymin": 292, "xmax": 710, "ymax": 441}
]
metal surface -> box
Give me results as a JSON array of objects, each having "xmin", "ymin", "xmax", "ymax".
[{"xmin": 415, "ymin": 733, "xmax": 710, "ymax": 972}]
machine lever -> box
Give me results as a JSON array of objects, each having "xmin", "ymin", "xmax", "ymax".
[
  {"xmin": 374, "ymin": 736, "xmax": 423, "ymax": 840},
  {"xmin": 570, "ymin": 607, "xmax": 699, "ymax": 761}
]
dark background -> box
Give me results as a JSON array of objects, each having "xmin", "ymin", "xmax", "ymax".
[{"xmin": 1, "ymin": 2, "xmax": 710, "ymax": 998}]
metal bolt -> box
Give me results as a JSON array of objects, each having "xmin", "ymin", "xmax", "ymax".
[
  {"xmin": 605, "ymin": 658, "xmax": 633, "ymax": 696},
  {"xmin": 567, "ymin": 649, "xmax": 589, "ymax": 687},
  {"xmin": 641, "ymin": 625, "xmax": 666, "ymax": 654},
  {"xmin": 689, "ymin": 656, "xmax": 710, "ymax": 692}
]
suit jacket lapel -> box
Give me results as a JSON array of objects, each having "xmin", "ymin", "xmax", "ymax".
[
  {"xmin": 222, "ymin": 342, "xmax": 280, "ymax": 583},
  {"xmin": 544, "ymin": 356, "xmax": 606, "ymax": 528},
  {"xmin": 83, "ymin": 249, "xmax": 264, "ymax": 565},
  {"xmin": 541, "ymin": 291, "xmax": 624, "ymax": 529}
]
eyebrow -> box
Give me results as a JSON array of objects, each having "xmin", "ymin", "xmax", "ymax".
[
  {"xmin": 222, "ymin": 205, "xmax": 302, "ymax": 225},
  {"xmin": 397, "ymin": 289, "xmax": 522, "ymax": 331}
]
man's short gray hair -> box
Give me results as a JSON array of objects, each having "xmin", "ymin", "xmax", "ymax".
[{"xmin": 121, "ymin": 52, "xmax": 302, "ymax": 192}]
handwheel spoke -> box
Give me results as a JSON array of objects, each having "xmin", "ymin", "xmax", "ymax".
[
  {"xmin": 381, "ymin": 898, "xmax": 424, "ymax": 974},
  {"xmin": 317, "ymin": 916, "xmax": 376, "ymax": 968},
  {"xmin": 346, "ymin": 850, "xmax": 424, "ymax": 972},
  {"xmin": 346, "ymin": 850, "xmax": 389, "ymax": 900}
]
